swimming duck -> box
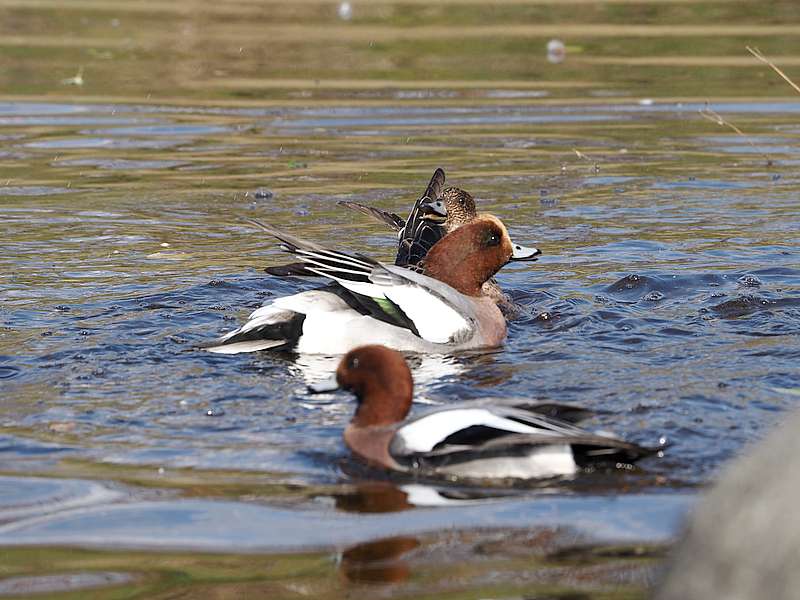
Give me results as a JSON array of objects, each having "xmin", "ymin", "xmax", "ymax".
[
  {"xmin": 338, "ymin": 174, "xmax": 513, "ymax": 311},
  {"xmin": 340, "ymin": 167, "xmax": 448, "ymax": 268},
  {"xmin": 341, "ymin": 185, "xmax": 475, "ymax": 267},
  {"xmin": 313, "ymin": 345, "xmax": 662, "ymax": 480},
  {"xmin": 204, "ymin": 214, "xmax": 539, "ymax": 355},
  {"xmin": 270, "ymin": 168, "xmax": 447, "ymax": 278}
]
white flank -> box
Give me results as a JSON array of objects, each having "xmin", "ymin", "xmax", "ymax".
[
  {"xmin": 394, "ymin": 408, "xmax": 561, "ymax": 453},
  {"xmin": 440, "ymin": 445, "xmax": 577, "ymax": 479}
]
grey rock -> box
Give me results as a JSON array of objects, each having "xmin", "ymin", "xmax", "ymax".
[{"xmin": 656, "ymin": 411, "xmax": 800, "ymax": 600}]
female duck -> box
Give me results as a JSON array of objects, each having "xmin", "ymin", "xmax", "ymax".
[
  {"xmin": 205, "ymin": 214, "xmax": 539, "ymax": 355},
  {"xmin": 316, "ymin": 345, "xmax": 662, "ymax": 480},
  {"xmin": 338, "ymin": 171, "xmax": 512, "ymax": 310},
  {"xmin": 273, "ymin": 168, "xmax": 448, "ymax": 277}
]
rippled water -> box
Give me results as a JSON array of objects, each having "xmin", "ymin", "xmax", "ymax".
[{"xmin": 1, "ymin": 0, "xmax": 800, "ymax": 597}]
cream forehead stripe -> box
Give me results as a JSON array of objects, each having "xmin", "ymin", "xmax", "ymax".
[{"xmin": 475, "ymin": 214, "xmax": 509, "ymax": 236}]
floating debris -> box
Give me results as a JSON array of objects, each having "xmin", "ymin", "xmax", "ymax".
[
  {"xmin": 61, "ymin": 67, "xmax": 84, "ymax": 86},
  {"xmin": 253, "ymin": 189, "xmax": 274, "ymax": 200},
  {"xmin": 547, "ymin": 39, "xmax": 566, "ymax": 64}
]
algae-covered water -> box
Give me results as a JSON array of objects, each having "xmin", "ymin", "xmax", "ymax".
[{"xmin": 1, "ymin": 1, "xmax": 799, "ymax": 597}]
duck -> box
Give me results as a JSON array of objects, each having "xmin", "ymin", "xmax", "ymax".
[
  {"xmin": 340, "ymin": 167, "xmax": 448, "ymax": 268},
  {"xmin": 204, "ymin": 214, "xmax": 540, "ymax": 355},
  {"xmin": 270, "ymin": 168, "xmax": 447, "ymax": 278},
  {"xmin": 271, "ymin": 169, "xmax": 516, "ymax": 312},
  {"xmin": 339, "ymin": 174, "xmax": 513, "ymax": 312},
  {"xmin": 312, "ymin": 345, "xmax": 663, "ymax": 480}
]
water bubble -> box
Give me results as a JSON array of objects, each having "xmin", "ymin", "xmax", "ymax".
[
  {"xmin": 205, "ymin": 407, "xmax": 225, "ymax": 417},
  {"xmin": 643, "ymin": 291, "xmax": 665, "ymax": 302},
  {"xmin": 737, "ymin": 275, "xmax": 761, "ymax": 287}
]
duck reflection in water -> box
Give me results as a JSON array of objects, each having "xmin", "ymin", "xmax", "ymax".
[
  {"xmin": 332, "ymin": 482, "xmax": 518, "ymax": 586},
  {"xmin": 332, "ymin": 483, "xmax": 417, "ymax": 585},
  {"xmin": 340, "ymin": 535, "xmax": 420, "ymax": 585},
  {"xmin": 289, "ymin": 350, "xmax": 505, "ymax": 403}
]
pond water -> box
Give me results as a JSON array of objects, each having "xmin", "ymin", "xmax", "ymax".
[{"xmin": 1, "ymin": 1, "xmax": 800, "ymax": 597}]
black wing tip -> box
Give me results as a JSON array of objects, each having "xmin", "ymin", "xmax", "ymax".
[
  {"xmin": 266, "ymin": 263, "xmax": 319, "ymax": 277},
  {"xmin": 337, "ymin": 200, "xmax": 405, "ymax": 231},
  {"xmin": 243, "ymin": 218, "xmax": 302, "ymax": 252}
]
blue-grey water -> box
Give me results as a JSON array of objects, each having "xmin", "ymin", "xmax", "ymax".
[{"xmin": 1, "ymin": 0, "xmax": 800, "ymax": 597}]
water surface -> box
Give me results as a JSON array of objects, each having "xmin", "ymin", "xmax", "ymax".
[{"xmin": 1, "ymin": 0, "xmax": 800, "ymax": 597}]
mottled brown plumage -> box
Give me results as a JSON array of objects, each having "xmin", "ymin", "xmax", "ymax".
[{"xmin": 440, "ymin": 187, "xmax": 477, "ymax": 231}]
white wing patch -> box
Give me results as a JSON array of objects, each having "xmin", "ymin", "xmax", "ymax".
[
  {"xmin": 382, "ymin": 284, "xmax": 470, "ymax": 343},
  {"xmin": 394, "ymin": 408, "xmax": 562, "ymax": 454},
  {"xmin": 270, "ymin": 289, "xmax": 352, "ymax": 315}
]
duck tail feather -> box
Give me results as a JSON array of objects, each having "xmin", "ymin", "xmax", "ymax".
[
  {"xmin": 423, "ymin": 167, "xmax": 446, "ymax": 203},
  {"xmin": 337, "ymin": 201, "xmax": 405, "ymax": 231},
  {"xmin": 245, "ymin": 218, "xmax": 328, "ymax": 253},
  {"xmin": 201, "ymin": 311, "xmax": 306, "ymax": 354}
]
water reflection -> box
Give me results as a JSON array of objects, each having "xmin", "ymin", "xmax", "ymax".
[
  {"xmin": 334, "ymin": 480, "xmax": 538, "ymax": 512},
  {"xmin": 292, "ymin": 351, "xmax": 467, "ymax": 400},
  {"xmin": 334, "ymin": 482, "xmax": 413, "ymax": 513},
  {"xmin": 340, "ymin": 536, "xmax": 420, "ymax": 585},
  {"xmin": 0, "ymin": 0, "xmax": 798, "ymax": 596}
]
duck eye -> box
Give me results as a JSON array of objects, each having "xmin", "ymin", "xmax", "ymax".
[
  {"xmin": 483, "ymin": 231, "xmax": 501, "ymax": 247},
  {"xmin": 348, "ymin": 356, "xmax": 360, "ymax": 369}
]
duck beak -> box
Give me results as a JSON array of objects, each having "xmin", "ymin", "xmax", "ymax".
[
  {"xmin": 308, "ymin": 375, "xmax": 340, "ymax": 393},
  {"xmin": 510, "ymin": 243, "xmax": 541, "ymax": 261},
  {"xmin": 419, "ymin": 198, "xmax": 447, "ymax": 222}
]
